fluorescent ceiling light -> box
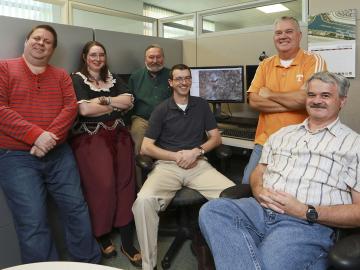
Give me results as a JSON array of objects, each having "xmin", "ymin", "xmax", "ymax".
[{"xmin": 256, "ymin": 4, "xmax": 289, "ymax": 14}]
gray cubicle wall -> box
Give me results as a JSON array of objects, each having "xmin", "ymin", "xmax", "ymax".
[
  {"xmin": 0, "ymin": 15, "xmax": 182, "ymax": 269},
  {"xmin": 94, "ymin": 29, "xmax": 183, "ymax": 74},
  {"xmin": 0, "ymin": 15, "xmax": 183, "ymax": 75},
  {"xmin": 0, "ymin": 187, "xmax": 21, "ymax": 267},
  {"xmin": 0, "ymin": 15, "xmax": 94, "ymax": 73}
]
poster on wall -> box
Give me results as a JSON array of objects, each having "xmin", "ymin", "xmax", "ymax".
[{"xmin": 308, "ymin": 9, "xmax": 356, "ymax": 78}]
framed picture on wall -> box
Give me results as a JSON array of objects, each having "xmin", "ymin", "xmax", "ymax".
[{"xmin": 308, "ymin": 9, "xmax": 356, "ymax": 78}]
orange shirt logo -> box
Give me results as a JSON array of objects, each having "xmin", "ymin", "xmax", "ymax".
[{"xmin": 296, "ymin": 74, "xmax": 304, "ymax": 82}]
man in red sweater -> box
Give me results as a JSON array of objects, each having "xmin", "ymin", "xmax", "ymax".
[{"xmin": 0, "ymin": 25, "xmax": 100, "ymax": 263}]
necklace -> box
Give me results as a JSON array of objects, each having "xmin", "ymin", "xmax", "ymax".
[
  {"xmin": 88, "ymin": 69, "xmax": 102, "ymax": 85},
  {"xmin": 88, "ymin": 75, "xmax": 102, "ymax": 86}
]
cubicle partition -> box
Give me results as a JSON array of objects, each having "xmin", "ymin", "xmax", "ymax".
[
  {"xmin": 0, "ymin": 15, "xmax": 183, "ymax": 74},
  {"xmin": 0, "ymin": 15, "xmax": 182, "ymax": 269},
  {"xmin": 95, "ymin": 29, "xmax": 183, "ymax": 74},
  {"xmin": 0, "ymin": 187, "xmax": 21, "ymax": 266},
  {"xmin": 0, "ymin": 15, "xmax": 94, "ymax": 72}
]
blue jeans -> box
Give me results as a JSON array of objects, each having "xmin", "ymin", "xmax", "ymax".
[
  {"xmin": 242, "ymin": 144, "xmax": 263, "ymax": 184},
  {"xmin": 199, "ymin": 197, "xmax": 335, "ymax": 270},
  {"xmin": 0, "ymin": 143, "xmax": 101, "ymax": 263}
]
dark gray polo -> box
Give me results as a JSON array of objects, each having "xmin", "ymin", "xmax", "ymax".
[{"xmin": 145, "ymin": 96, "xmax": 217, "ymax": 152}]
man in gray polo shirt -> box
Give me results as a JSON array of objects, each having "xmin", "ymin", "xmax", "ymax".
[{"xmin": 132, "ymin": 64, "xmax": 235, "ymax": 270}]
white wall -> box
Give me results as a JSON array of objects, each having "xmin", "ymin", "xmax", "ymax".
[
  {"xmin": 75, "ymin": 0, "xmax": 143, "ymax": 14},
  {"xmin": 72, "ymin": 9, "xmax": 144, "ymax": 35},
  {"xmin": 70, "ymin": 0, "xmax": 145, "ymax": 34}
]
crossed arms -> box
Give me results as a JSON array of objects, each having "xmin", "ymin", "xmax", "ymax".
[{"xmin": 248, "ymin": 86, "xmax": 306, "ymax": 113}]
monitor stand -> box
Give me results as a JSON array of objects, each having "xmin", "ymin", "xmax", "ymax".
[{"xmin": 212, "ymin": 103, "xmax": 229, "ymax": 121}]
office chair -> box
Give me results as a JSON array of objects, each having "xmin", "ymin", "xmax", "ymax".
[
  {"xmin": 220, "ymin": 184, "xmax": 360, "ymax": 270},
  {"xmin": 136, "ymin": 145, "xmax": 231, "ymax": 269},
  {"xmin": 328, "ymin": 231, "xmax": 360, "ymax": 270}
]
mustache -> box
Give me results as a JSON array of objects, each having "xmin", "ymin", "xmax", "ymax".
[
  {"xmin": 149, "ymin": 63, "xmax": 162, "ymax": 66},
  {"xmin": 310, "ymin": 104, "xmax": 326, "ymax": 109}
]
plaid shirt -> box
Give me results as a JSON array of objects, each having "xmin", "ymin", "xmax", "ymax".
[{"xmin": 260, "ymin": 118, "xmax": 360, "ymax": 206}]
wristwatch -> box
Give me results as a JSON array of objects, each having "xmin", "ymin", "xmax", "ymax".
[
  {"xmin": 306, "ymin": 205, "xmax": 318, "ymax": 223},
  {"xmin": 198, "ymin": 146, "xmax": 205, "ymax": 157}
]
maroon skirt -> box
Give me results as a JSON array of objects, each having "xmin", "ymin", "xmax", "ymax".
[{"xmin": 70, "ymin": 124, "xmax": 136, "ymax": 237}]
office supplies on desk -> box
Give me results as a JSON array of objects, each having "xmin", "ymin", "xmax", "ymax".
[{"xmin": 220, "ymin": 127, "xmax": 256, "ymax": 141}]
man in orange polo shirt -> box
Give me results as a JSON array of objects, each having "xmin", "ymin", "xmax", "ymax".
[{"xmin": 243, "ymin": 16, "xmax": 327, "ymax": 184}]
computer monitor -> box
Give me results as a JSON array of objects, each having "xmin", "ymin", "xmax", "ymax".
[
  {"xmin": 245, "ymin": 65, "xmax": 259, "ymax": 90},
  {"xmin": 190, "ymin": 66, "xmax": 244, "ymax": 119}
]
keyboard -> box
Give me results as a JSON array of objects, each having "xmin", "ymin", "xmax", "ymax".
[{"xmin": 220, "ymin": 127, "xmax": 256, "ymax": 141}]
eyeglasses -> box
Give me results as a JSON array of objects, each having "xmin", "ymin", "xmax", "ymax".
[
  {"xmin": 88, "ymin": 53, "xmax": 106, "ymax": 59},
  {"xmin": 172, "ymin": 76, "xmax": 192, "ymax": 83}
]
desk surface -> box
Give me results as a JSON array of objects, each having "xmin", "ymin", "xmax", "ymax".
[
  {"xmin": 221, "ymin": 136, "xmax": 254, "ymax": 149},
  {"xmin": 3, "ymin": 262, "xmax": 122, "ymax": 270},
  {"xmin": 217, "ymin": 116, "xmax": 258, "ymax": 127}
]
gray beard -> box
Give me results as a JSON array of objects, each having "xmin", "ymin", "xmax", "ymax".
[{"xmin": 145, "ymin": 63, "xmax": 164, "ymax": 73}]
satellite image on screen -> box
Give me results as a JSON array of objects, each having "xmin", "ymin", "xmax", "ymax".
[{"xmin": 198, "ymin": 69, "xmax": 243, "ymax": 101}]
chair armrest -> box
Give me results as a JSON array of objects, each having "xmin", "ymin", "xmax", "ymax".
[
  {"xmin": 135, "ymin": 155, "xmax": 155, "ymax": 171},
  {"xmin": 220, "ymin": 184, "xmax": 252, "ymax": 199},
  {"xmin": 329, "ymin": 234, "xmax": 360, "ymax": 270},
  {"xmin": 214, "ymin": 144, "xmax": 232, "ymax": 160}
]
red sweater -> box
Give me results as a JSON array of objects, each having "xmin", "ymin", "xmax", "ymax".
[{"xmin": 0, "ymin": 57, "xmax": 78, "ymax": 150}]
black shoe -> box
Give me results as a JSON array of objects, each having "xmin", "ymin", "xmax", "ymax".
[{"xmin": 192, "ymin": 231, "xmax": 215, "ymax": 270}]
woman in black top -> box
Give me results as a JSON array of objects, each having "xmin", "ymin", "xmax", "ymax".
[{"xmin": 70, "ymin": 41, "xmax": 141, "ymax": 267}]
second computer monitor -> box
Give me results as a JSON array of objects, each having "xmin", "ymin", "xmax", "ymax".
[
  {"xmin": 245, "ymin": 65, "xmax": 259, "ymax": 90},
  {"xmin": 190, "ymin": 66, "xmax": 245, "ymax": 103}
]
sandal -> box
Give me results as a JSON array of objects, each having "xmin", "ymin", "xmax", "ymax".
[
  {"xmin": 98, "ymin": 237, "xmax": 117, "ymax": 259},
  {"xmin": 101, "ymin": 243, "xmax": 117, "ymax": 259},
  {"xmin": 120, "ymin": 245, "xmax": 142, "ymax": 268}
]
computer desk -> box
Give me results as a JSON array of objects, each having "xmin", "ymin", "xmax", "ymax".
[
  {"xmin": 221, "ymin": 136, "xmax": 254, "ymax": 149},
  {"xmin": 217, "ymin": 116, "xmax": 257, "ymax": 150}
]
